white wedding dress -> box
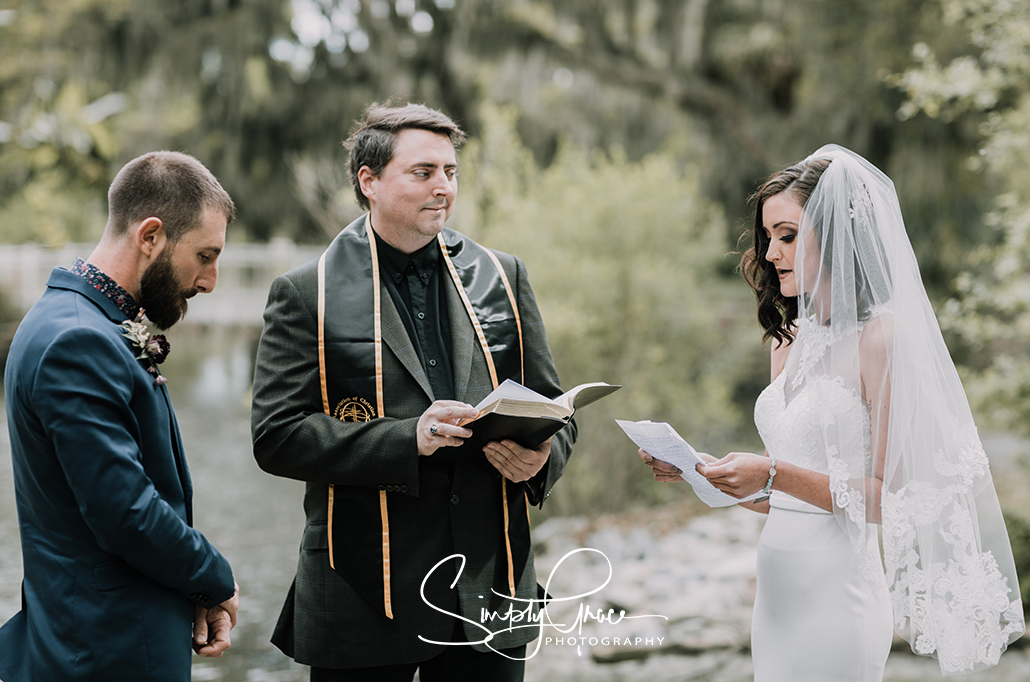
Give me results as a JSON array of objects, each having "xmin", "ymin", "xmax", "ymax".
[
  {"xmin": 741, "ymin": 146, "xmax": 1022, "ymax": 676},
  {"xmin": 751, "ymin": 369, "xmax": 893, "ymax": 682}
]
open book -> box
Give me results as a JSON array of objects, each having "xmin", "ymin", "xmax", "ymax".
[{"xmin": 439, "ymin": 379, "xmax": 620, "ymax": 458}]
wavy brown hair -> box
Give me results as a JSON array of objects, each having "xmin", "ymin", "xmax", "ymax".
[{"xmin": 740, "ymin": 157, "xmax": 830, "ymax": 345}]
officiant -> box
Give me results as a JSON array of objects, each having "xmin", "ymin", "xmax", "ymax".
[{"xmin": 250, "ymin": 100, "xmax": 577, "ymax": 682}]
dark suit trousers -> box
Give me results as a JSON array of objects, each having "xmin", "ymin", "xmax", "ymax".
[{"xmin": 309, "ymin": 619, "xmax": 526, "ymax": 682}]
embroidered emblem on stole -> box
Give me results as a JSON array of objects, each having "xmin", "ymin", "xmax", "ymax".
[{"xmin": 334, "ymin": 397, "xmax": 376, "ymax": 422}]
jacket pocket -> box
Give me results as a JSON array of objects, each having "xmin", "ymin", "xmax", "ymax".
[{"xmin": 301, "ymin": 524, "xmax": 329, "ymax": 550}]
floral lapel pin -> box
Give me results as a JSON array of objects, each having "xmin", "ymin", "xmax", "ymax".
[{"xmin": 118, "ymin": 310, "xmax": 171, "ymax": 386}]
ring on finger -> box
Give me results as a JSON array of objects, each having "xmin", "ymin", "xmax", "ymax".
[{"xmin": 429, "ymin": 422, "xmax": 439, "ymax": 436}]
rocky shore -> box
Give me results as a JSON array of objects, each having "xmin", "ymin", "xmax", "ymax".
[{"xmin": 522, "ymin": 502, "xmax": 1030, "ymax": 682}]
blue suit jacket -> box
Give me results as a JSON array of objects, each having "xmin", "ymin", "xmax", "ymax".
[{"xmin": 0, "ymin": 268, "xmax": 234, "ymax": 682}]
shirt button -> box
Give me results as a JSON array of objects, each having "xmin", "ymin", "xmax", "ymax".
[
  {"xmin": 417, "ymin": 312, "xmax": 425, "ymax": 320},
  {"xmin": 450, "ymin": 494, "xmax": 460, "ymax": 506},
  {"xmin": 429, "ymin": 359, "xmax": 437, "ymax": 367}
]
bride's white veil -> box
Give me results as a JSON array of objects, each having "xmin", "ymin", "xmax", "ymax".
[{"xmin": 788, "ymin": 144, "xmax": 1024, "ymax": 674}]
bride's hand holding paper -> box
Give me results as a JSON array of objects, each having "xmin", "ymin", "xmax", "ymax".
[
  {"xmin": 698, "ymin": 451, "xmax": 771, "ymax": 499},
  {"xmin": 643, "ymin": 447, "xmax": 768, "ymax": 496},
  {"xmin": 638, "ymin": 447, "xmax": 684, "ymax": 483},
  {"xmin": 619, "ymin": 420, "xmax": 761, "ymax": 507}
]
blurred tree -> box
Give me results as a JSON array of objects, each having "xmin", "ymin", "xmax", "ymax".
[
  {"xmin": 1, "ymin": 0, "xmax": 1014, "ymax": 515},
  {"xmin": 0, "ymin": 0, "xmax": 130, "ymax": 244},
  {"xmin": 1003, "ymin": 511, "xmax": 1030, "ymax": 615},
  {"xmin": 1, "ymin": 0, "xmax": 992, "ymax": 280},
  {"xmin": 893, "ymin": 0, "xmax": 1030, "ymax": 434},
  {"xmin": 456, "ymin": 104, "xmax": 765, "ymax": 514},
  {"xmin": 445, "ymin": 0, "xmax": 988, "ymax": 291}
]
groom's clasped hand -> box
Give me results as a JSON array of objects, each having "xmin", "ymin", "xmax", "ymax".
[{"xmin": 193, "ymin": 581, "xmax": 241, "ymax": 658}]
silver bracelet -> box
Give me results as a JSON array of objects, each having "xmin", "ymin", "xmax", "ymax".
[{"xmin": 752, "ymin": 454, "xmax": 777, "ymax": 504}]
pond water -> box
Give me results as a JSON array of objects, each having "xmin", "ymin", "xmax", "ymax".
[{"xmin": 1, "ymin": 326, "xmax": 1028, "ymax": 681}]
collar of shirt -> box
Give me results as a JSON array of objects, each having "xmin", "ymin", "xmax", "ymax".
[
  {"xmin": 70, "ymin": 257, "xmax": 142, "ymax": 321},
  {"xmin": 373, "ymin": 230, "xmax": 440, "ymax": 286}
]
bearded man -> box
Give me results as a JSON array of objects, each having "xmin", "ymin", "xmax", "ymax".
[{"xmin": 0, "ymin": 151, "xmax": 239, "ymax": 681}]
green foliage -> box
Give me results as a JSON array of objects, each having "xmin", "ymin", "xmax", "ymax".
[
  {"xmin": 0, "ymin": 3, "xmax": 128, "ymax": 245},
  {"xmin": 894, "ymin": 0, "xmax": 1030, "ymax": 434},
  {"xmin": 3, "ymin": 0, "xmax": 1025, "ymax": 513},
  {"xmin": 1002, "ymin": 511, "xmax": 1030, "ymax": 615},
  {"xmin": 457, "ymin": 105, "xmax": 765, "ymax": 514},
  {"xmin": 462, "ymin": 0, "xmax": 990, "ymax": 293},
  {"xmin": 0, "ymin": 0, "xmax": 996, "ymax": 270}
]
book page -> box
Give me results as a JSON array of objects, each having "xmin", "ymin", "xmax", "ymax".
[
  {"xmin": 480, "ymin": 399, "xmax": 568, "ymax": 420},
  {"xmin": 616, "ymin": 419, "xmax": 761, "ymax": 508},
  {"xmin": 463, "ymin": 379, "xmax": 618, "ymax": 426},
  {"xmin": 554, "ymin": 382, "xmax": 621, "ymax": 412},
  {"xmin": 473, "ymin": 378, "xmax": 553, "ymax": 411}
]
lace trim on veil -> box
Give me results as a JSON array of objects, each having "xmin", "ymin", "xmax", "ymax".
[
  {"xmin": 793, "ymin": 310, "xmax": 1021, "ymax": 673},
  {"xmin": 882, "ymin": 477, "xmax": 1023, "ymax": 672}
]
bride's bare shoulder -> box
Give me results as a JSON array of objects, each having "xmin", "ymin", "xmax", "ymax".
[
  {"xmin": 859, "ymin": 310, "xmax": 894, "ymax": 352},
  {"xmin": 858, "ymin": 311, "xmax": 895, "ymax": 381},
  {"xmin": 770, "ymin": 337, "xmax": 792, "ymax": 381}
]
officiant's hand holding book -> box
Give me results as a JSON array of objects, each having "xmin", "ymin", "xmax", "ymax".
[{"xmin": 437, "ymin": 379, "xmax": 620, "ymax": 459}]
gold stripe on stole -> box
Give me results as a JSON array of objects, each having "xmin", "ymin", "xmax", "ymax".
[
  {"xmin": 482, "ymin": 249, "xmax": 534, "ymax": 545},
  {"xmin": 437, "ymin": 234, "xmax": 500, "ymax": 387},
  {"xmin": 317, "ymin": 252, "xmax": 338, "ymax": 571},
  {"xmin": 366, "ymin": 223, "xmax": 393, "ymax": 620},
  {"xmin": 438, "ymin": 234, "xmax": 523, "ymax": 598},
  {"xmin": 317, "ymin": 252, "xmax": 331, "ymax": 414},
  {"xmin": 483, "ymin": 249, "xmax": 524, "ymax": 382}
]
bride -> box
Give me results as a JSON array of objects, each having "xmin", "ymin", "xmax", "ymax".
[{"xmin": 643, "ymin": 145, "xmax": 1024, "ymax": 680}]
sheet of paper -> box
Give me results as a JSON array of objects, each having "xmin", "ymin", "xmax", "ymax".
[{"xmin": 616, "ymin": 419, "xmax": 761, "ymax": 508}]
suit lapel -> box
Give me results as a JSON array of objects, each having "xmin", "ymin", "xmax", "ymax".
[
  {"xmin": 49, "ymin": 267, "xmax": 195, "ymax": 524},
  {"xmin": 379, "ymin": 281, "xmax": 435, "ymax": 402},
  {"xmin": 447, "ymin": 275, "xmax": 478, "ymax": 402}
]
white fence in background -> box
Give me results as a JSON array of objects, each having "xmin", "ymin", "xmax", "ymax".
[{"xmin": 0, "ymin": 240, "xmax": 325, "ymax": 326}]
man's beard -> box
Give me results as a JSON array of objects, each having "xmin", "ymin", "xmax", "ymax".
[{"xmin": 139, "ymin": 250, "xmax": 195, "ymax": 330}]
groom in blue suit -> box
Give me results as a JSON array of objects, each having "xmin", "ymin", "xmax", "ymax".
[{"xmin": 0, "ymin": 151, "xmax": 239, "ymax": 681}]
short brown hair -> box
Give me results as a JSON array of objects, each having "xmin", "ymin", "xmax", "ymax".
[
  {"xmin": 106, "ymin": 151, "xmax": 235, "ymax": 242},
  {"xmin": 343, "ymin": 101, "xmax": 466, "ymax": 210}
]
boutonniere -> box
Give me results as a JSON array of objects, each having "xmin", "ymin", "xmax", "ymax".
[{"xmin": 118, "ymin": 310, "xmax": 171, "ymax": 386}]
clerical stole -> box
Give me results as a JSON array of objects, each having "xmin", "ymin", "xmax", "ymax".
[{"xmin": 317, "ymin": 214, "xmax": 528, "ymax": 620}]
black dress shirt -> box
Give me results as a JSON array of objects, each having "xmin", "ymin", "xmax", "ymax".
[
  {"xmin": 373, "ymin": 229, "xmax": 546, "ymax": 504},
  {"xmin": 373, "ymin": 231, "xmax": 455, "ymax": 402}
]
